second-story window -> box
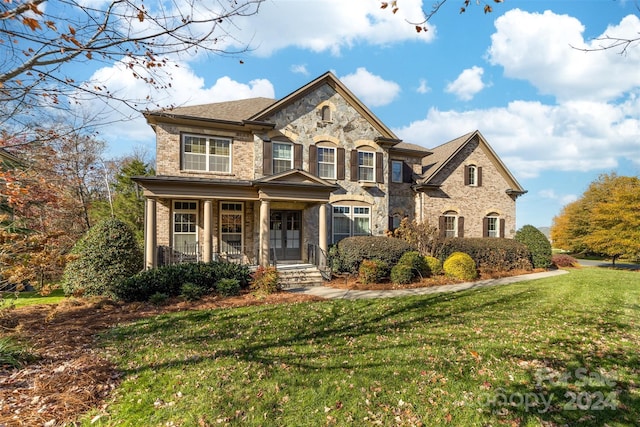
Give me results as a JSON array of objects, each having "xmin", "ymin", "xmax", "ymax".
[
  {"xmin": 358, "ymin": 151, "xmax": 375, "ymax": 182},
  {"xmin": 317, "ymin": 147, "xmax": 336, "ymax": 179},
  {"xmin": 182, "ymin": 134, "xmax": 231, "ymax": 173},
  {"xmin": 273, "ymin": 142, "xmax": 293, "ymax": 174},
  {"xmin": 391, "ymin": 160, "xmax": 403, "ymax": 183},
  {"xmin": 465, "ymin": 164, "xmax": 481, "ymax": 186}
]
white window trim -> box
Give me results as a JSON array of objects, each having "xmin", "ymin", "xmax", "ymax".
[
  {"xmin": 317, "ymin": 146, "xmax": 337, "ymax": 180},
  {"xmin": 358, "ymin": 150, "xmax": 375, "ymax": 182},
  {"xmin": 219, "ymin": 201, "xmax": 244, "ymax": 254},
  {"xmin": 486, "ymin": 214, "xmax": 499, "ymax": 238},
  {"xmin": 444, "ymin": 213, "xmax": 458, "ymax": 238},
  {"xmin": 391, "ymin": 160, "xmax": 403, "ymax": 183},
  {"xmin": 181, "ymin": 133, "xmax": 232, "ymax": 173},
  {"xmin": 467, "ymin": 164, "xmax": 478, "ymax": 187},
  {"xmin": 273, "ymin": 141, "xmax": 294, "ymax": 174},
  {"xmin": 173, "ymin": 200, "xmax": 199, "ymax": 249},
  {"xmin": 332, "ymin": 204, "xmax": 371, "ymax": 243}
]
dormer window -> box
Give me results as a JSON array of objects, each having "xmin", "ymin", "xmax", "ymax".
[{"xmin": 465, "ymin": 164, "xmax": 482, "ymax": 186}]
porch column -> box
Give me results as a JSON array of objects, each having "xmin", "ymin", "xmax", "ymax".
[
  {"xmin": 319, "ymin": 203, "xmax": 328, "ymax": 267},
  {"xmin": 144, "ymin": 198, "xmax": 157, "ymax": 270},
  {"xmin": 203, "ymin": 199, "xmax": 212, "ymax": 262},
  {"xmin": 259, "ymin": 199, "xmax": 270, "ymax": 266}
]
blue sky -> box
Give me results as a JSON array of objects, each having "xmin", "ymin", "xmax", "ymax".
[{"xmin": 79, "ymin": 0, "xmax": 640, "ymax": 229}]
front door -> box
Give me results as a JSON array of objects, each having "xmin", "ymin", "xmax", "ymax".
[{"xmin": 270, "ymin": 210, "xmax": 302, "ymax": 261}]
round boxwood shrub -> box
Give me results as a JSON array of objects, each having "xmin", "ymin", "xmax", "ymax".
[
  {"xmin": 335, "ymin": 236, "xmax": 414, "ymax": 274},
  {"xmin": 62, "ymin": 218, "xmax": 143, "ymax": 298},
  {"xmin": 424, "ymin": 256, "xmax": 443, "ymax": 275},
  {"xmin": 515, "ymin": 225, "xmax": 552, "ymax": 269},
  {"xmin": 390, "ymin": 263, "xmax": 414, "ymax": 285},
  {"xmin": 216, "ymin": 278, "xmax": 241, "ymax": 296},
  {"xmin": 358, "ymin": 259, "xmax": 389, "ymax": 284},
  {"xmin": 443, "ymin": 252, "xmax": 478, "ymax": 281},
  {"xmin": 398, "ymin": 251, "xmax": 430, "ymax": 279}
]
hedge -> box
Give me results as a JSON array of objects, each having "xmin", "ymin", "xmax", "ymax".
[
  {"xmin": 439, "ymin": 238, "xmax": 532, "ymax": 273},
  {"xmin": 332, "ymin": 236, "xmax": 414, "ymax": 274}
]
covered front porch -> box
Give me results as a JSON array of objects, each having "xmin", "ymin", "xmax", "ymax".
[{"xmin": 134, "ymin": 170, "xmax": 338, "ymax": 269}]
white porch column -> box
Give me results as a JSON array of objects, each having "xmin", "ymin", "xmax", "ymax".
[
  {"xmin": 144, "ymin": 198, "xmax": 157, "ymax": 270},
  {"xmin": 319, "ymin": 203, "xmax": 328, "ymax": 267},
  {"xmin": 203, "ymin": 199, "xmax": 213, "ymax": 262},
  {"xmin": 259, "ymin": 199, "xmax": 271, "ymax": 266}
]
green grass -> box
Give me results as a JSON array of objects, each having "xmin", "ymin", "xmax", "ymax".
[
  {"xmin": 2, "ymin": 288, "xmax": 66, "ymax": 308},
  {"xmin": 86, "ymin": 268, "xmax": 640, "ymax": 426}
]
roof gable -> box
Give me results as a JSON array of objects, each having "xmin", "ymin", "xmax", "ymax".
[
  {"xmin": 253, "ymin": 168, "xmax": 336, "ymax": 187},
  {"xmin": 418, "ymin": 130, "xmax": 525, "ymax": 193},
  {"xmin": 250, "ymin": 71, "xmax": 399, "ymax": 140}
]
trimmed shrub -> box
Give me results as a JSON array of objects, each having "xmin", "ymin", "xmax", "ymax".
[
  {"xmin": 552, "ymin": 253, "xmax": 578, "ymax": 268},
  {"xmin": 334, "ymin": 236, "xmax": 415, "ymax": 274},
  {"xmin": 515, "ymin": 225, "xmax": 552, "ymax": 269},
  {"xmin": 390, "ymin": 264, "xmax": 414, "ymax": 285},
  {"xmin": 250, "ymin": 266, "xmax": 280, "ymax": 296},
  {"xmin": 425, "ymin": 256, "xmax": 443, "ymax": 275},
  {"xmin": 62, "ymin": 218, "xmax": 143, "ymax": 298},
  {"xmin": 115, "ymin": 261, "xmax": 250, "ymax": 302},
  {"xmin": 149, "ymin": 292, "xmax": 168, "ymax": 306},
  {"xmin": 398, "ymin": 251, "xmax": 430, "ymax": 279},
  {"xmin": 216, "ymin": 278, "xmax": 241, "ymax": 296},
  {"xmin": 358, "ymin": 259, "xmax": 389, "ymax": 284},
  {"xmin": 439, "ymin": 238, "xmax": 532, "ymax": 273},
  {"xmin": 443, "ymin": 252, "xmax": 478, "ymax": 281},
  {"xmin": 180, "ymin": 282, "xmax": 207, "ymax": 301}
]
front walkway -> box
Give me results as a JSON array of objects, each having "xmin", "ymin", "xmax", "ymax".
[{"xmin": 288, "ymin": 269, "xmax": 568, "ymax": 300}]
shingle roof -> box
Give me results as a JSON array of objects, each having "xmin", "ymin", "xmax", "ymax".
[
  {"xmin": 418, "ymin": 131, "xmax": 475, "ymax": 184},
  {"xmin": 393, "ymin": 141, "xmax": 431, "ymax": 154},
  {"xmin": 157, "ymin": 97, "xmax": 276, "ymax": 122}
]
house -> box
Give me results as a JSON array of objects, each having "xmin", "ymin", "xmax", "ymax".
[{"xmin": 135, "ymin": 71, "xmax": 526, "ymax": 271}]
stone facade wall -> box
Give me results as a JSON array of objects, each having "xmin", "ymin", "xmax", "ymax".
[
  {"xmin": 255, "ymin": 85, "xmax": 391, "ymax": 239},
  {"xmin": 155, "ymin": 123, "xmax": 254, "ymax": 180},
  {"xmin": 388, "ymin": 154, "xmax": 422, "ymax": 223},
  {"xmin": 419, "ymin": 136, "xmax": 518, "ymax": 238}
]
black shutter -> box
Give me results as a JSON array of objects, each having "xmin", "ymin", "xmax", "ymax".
[
  {"xmin": 350, "ymin": 150, "xmax": 358, "ymax": 181},
  {"xmin": 499, "ymin": 218, "xmax": 505, "ymax": 238},
  {"xmin": 294, "ymin": 143, "xmax": 303, "ymax": 170},
  {"xmin": 388, "ymin": 216, "xmax": 394, "ymax": 232},
  {"xmin": 337, "ymin": 148, "xmax": 345, "ymax": 180},
  {"xmin": 376, "ymin": 152, "xmax": 384, "ymax": 183},
  {"xmin": 403, "ymin": 162, "xmax": 413, "ymax": 183},
  {"xmin": 477, "ymin": 166, "xmax": 483, "ymax": 187},
  {"xmin": 309, "ymin": 145, "xmax": 317, "ymax": 176},
  {"xmin": 263, "ymin": 141, "xmax": 272, "ymax": 175},
  {"xmin": 483, "ymin": 217, "xmax": 489, "ymax": 237},
  {"xmin": 464, "ymin": 165, "xmax": 470, "ymax": 185},
  {"xmin": 439, "ymin": 216, "xmax": 446, "ymax": 238},
  {"xmin": 458, "ymin": 216, "xmax": 464, "ymax": 238}
]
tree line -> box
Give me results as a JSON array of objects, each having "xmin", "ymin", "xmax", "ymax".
[
  {"xmin": 551, "ymin": 173, "xmax": 640, "ymax": 264},
  {"xmin": 1, "ymin": 122, "xmax": 153, "ymax": 288}
]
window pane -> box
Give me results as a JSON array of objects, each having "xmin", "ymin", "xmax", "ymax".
[
  {"xmin": 318, "ymin": 147, "xmax": 335, "ymax": 179},
  {"xmin": 358, "ymin": 151, "xmax": 374, "ymax": 181},
  {"xmin": 353, "ymin": 217, "xmax": 370, "ymax": 235},
  {"xmin": 392, "ymin": 161, "xmax": 403, "ymax": 183}
]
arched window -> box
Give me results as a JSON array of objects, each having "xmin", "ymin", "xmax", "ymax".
[
  {"xmin": 440, "ymin": 210, "xmax": 461, "ymax": 238},
  {"xmin": 464, "ymin": 164, "xmax": 482, "ymax": 186},
  {"xmin": 484, "ymin": 212, "xmax": 503, "ymax": 238}
]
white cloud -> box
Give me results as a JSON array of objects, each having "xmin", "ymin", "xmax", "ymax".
[
  {"xmin": 394, "ymin": 96, "xmax": 640, "ymax": 179},
  {"xmin": 445, "ymin": 66, "xmax": 485, "ymax": 101},
  {"xmin": 417, "ymin": 79, "xmax": 431, "ymax": 94},
  {"xmin": 78, "ymin": 59, "xmax": 275, "ymax": 157},
  {"xmin": 291, "ymin": 64, "xmax": 309, "ymax": 75},
  {"xmin": 339, "ymin": 68, "xmax": 401, "ymax": 107},
  {"xmin": 229, "ymin": 0, "xmax": 434, "ymax": 57},
  {"xmin": 487, "ymin": 10, "xmax": 640, "ymax": 102},
  {"xmin": 538, "ymin": 189, "xmax": 578, "ymax": 205}
]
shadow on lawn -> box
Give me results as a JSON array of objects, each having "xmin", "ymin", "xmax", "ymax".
[{"xmin": 108, "ymin": 285, "xmax": 639, "ymax": 425}]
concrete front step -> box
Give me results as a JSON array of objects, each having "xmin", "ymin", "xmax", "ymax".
[{"xmin": 277, "ymin": 264, "xmax": 325, "ymax": 288}]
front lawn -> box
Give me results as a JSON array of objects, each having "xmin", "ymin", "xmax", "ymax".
[
  {"xmin": 3, "ymin": 288, "xmax": 65, "ymax": 308},
  {"xmin": 89, "ymin": 268, "xmax": 640, "ymax": 426}
]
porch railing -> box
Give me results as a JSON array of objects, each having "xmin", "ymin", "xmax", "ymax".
[
  {"xmin": 157, "ymin": 242, "xmax": 247, "ymax": 266},
  {"xmin": 307, "ymin": 243, "xmax": 331, "ymax": 280}
]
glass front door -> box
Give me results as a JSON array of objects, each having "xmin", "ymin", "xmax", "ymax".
[{"xmin": 270, "ymin": 210, "xmax": 302, "ymax": 261}]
